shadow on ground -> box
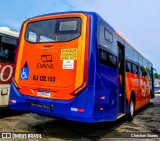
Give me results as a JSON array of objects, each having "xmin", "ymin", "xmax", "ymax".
[{"xmin": 0, "ymin": 108, "xmax": 25, "ymax": 119}]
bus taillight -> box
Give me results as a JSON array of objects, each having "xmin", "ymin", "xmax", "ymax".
[
  {"xmin": 70, "ymin": 82, "xmax": 87, "ymax": 96},
  {"xmin": 9, "ymin": 99, "xmax": 16, "ymax": 103},
  {"xmin": 71, "ymin": 107, "xmax": 84, "ymax": 112}
]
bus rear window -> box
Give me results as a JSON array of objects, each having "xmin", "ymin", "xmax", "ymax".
[{"xmin": 25, "ymin": 18, "xmax": 82, "ymax": 43}]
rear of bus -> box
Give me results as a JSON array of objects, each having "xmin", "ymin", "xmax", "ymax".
[{"xmin": 9, "ymin": 12, "xmax": 96, "ymax": 122}]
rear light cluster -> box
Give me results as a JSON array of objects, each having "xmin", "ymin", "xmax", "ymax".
[
  {"xmin": 70, "ymin": 82, "xmax": 87, "ymax": 96},
  {"xmin": 9, "ymin": 99, "xmax": 16, "ymax": 103},
  {"xmin": 70, "ymin": 15, "xmax": 90, "ymax": 96},
  {"xmin": 100, "ymin": 96, "xmax": 105, "ymax": 100},
  {"xmin": 71, "ymin": 107, "xmax": 84, "ymax": 112}
]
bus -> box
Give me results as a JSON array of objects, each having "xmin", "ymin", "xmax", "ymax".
[
  {"xmin": 9, "ymin": 12, "xmax": 154, "ymax": 122},
  {"xmin": 0, "ymin": 27, "xmax": 18, "ymax": 107}
]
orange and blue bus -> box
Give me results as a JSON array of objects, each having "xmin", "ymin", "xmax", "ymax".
[
  {"xmin": 0, "ymin": 27, "xmax": 18, "ymax": 107},
  {"xmin": 9, "ymin": 12, "xmax": 154, "ymax": 122}
]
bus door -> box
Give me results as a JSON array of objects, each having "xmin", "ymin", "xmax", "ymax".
[
  {"xmin": 117, "ymin": 42, "xmax": 126, "ymax": 115},
  {"xmin": 150, "ymin": 67, "xmax": 155, "ymax": 98}
]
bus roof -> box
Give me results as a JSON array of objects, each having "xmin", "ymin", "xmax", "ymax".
[{"xmin": 0, "ymin": 27, "xmax": 19, "ymax": 38}]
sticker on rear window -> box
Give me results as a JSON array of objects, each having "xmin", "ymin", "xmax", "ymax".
[
  {"xmin": 20, "ymin": 67, "xmax": 30, "ymax": 80},
  {"xmin": 63, "ymin": 60, "xmax": 74, "ymax": 69},
  {"xmin": 60, "ymin": 48, "xmax": 77, "ymax": 60}
]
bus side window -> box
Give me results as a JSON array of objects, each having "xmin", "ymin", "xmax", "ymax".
[
  {"xmin": 142, "ymin": 67, "xmax": 147, "ymax": 77},
  {"xmin": 99, "ymin": 48, "xmax": 117, "ymax": 68},
  {"xmin": 143, "ymin": 68, "xmax": 148, "ymax": 77},
  {"xmin": 126, "ymin": 61, "xmax": 132, "ymax": 72},
  {"xmin": 99, "ymin": 48, "xmax": 108, "ymax": 65},
  {"xmin": 132, "ymin": 63, "xmax": 138, "ymax": 75},
  {"xmin": 148, "ymin": 68, "xmax": 151, "ymax": 78},
  {"xmin": 108, "ymin": 54, "xmax": 117, "ymax": 68}
]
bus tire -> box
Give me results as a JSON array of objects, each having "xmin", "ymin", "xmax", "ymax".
[{"xmin": 127, "ymin": 95, "xmax": 135, "ymax": 121}]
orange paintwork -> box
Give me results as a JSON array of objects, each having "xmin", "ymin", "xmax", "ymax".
[
  {"xmin": 125, "ymin": 72, "xmax": 150, "ymax": 110},
  {"xmin": 14, "ymin": 13, "xmax": 90, "ymax": 100}
]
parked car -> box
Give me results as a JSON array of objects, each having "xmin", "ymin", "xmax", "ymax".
[{"xmin": 154, "ymin": 87, "xmax": 160, "ymax": 94}]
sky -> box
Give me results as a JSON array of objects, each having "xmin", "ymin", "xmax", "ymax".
[{"xmin": 0, "ymin": 0, "xmax": 160, "ymax": 73}]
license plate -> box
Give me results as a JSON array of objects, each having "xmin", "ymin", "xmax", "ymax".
[{"xmin": 37, "ymin": 90, "xmax": 50, "ymax": 98}]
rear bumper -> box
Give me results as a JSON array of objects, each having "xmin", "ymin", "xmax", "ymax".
[{"xmin": 9, "ymin": 82, "xmax": 96, "ymax": 123}]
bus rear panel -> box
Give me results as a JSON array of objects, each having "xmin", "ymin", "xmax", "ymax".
[{"xmin": 9, "ymin": 12, "xmax": 97, "ymax": 122}]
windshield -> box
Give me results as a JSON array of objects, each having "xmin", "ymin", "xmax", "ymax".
[
  {"xmin": 25, "ymin": 18, "xmax": 82, "ymax": 43},
  {"xmin": 0, "ymin": 35, "xmax": 17, "ymax": 62}
]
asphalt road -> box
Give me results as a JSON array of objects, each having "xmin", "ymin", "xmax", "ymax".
[{"xmin": 0, "ymin": 94, "xmax": 160, "ymax": 141}]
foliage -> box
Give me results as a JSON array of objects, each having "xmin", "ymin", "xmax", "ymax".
[{"xmin": 154, "ymin": 73, "xmax": 160, "ymax": 79}]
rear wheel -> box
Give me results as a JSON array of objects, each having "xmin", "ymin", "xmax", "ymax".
[{"xmin": 127, "ymin": 95, "xmax": 135, "ymax": 121}]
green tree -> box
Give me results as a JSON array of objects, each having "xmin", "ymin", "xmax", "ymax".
[{"xmin": 154, "ymin": 73, "xmax": 158, "ymax": 78}]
